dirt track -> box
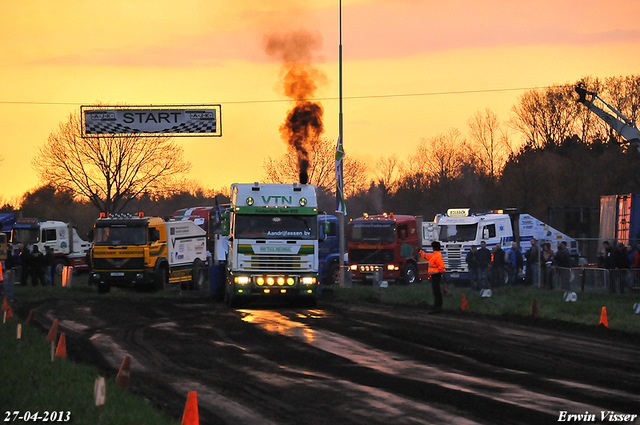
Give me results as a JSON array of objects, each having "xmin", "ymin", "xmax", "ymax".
[{"xmin": 18, "ymin": 293, "xmax": 640, "ymax": 425}]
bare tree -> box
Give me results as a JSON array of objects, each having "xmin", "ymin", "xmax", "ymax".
[
  {"xmin": 262, "ymin": 137, "xmax": 369, "ymax": 197},
  {"xmin": 409, "ymin": 128, "xmax": 469, "ymax": 183},
  {"xmin": 374, "ymin": 154, "xmax": 402, "ymax": 194},
  {"xmin": 510, "ymin": 84, "xmax": 579, "ymax": 149},
  {"xmin": 32, "ymin": 111, "xmax": 191, "ymax": 214},
  {"xmin": 467, "ymin": 109, "xmax": 511, "ymax": 178}
]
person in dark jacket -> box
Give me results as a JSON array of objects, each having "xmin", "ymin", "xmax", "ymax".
[
  {"xmin": 20, "ymin": 245, "xmax": 31, "ymax": 286},
  {"xmin": 476, "ymin": 241, "xmax": 492, "ymax": 289},
  {"xmin": 44, "ymin": 246, "xmax": 54, "ymax": 286},
  {"xmin": 491, "ymin": 243, "xmax": 506, "ymax": 287},
  {"xmin": 30, "ymin": 245, "xmax": 46, "ymax": 286}
]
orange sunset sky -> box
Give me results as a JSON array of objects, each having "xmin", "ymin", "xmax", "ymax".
[{"xmin": 1, "ymin": 0, "xmax": 640, "ymax": 203}]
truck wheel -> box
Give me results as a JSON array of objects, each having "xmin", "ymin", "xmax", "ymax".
[
  {"xmin": 403, "ymin": 263, "xmax": 418, "ymax": 285},
  {"xmin": 225, "ymin": 292, "xmax": 240, "ymax": 308},
  {"xmin": 190, "ymin": 259, "xmax": 206, "ymax": 291},
  {"xmin": 155, "ymin": 267, "xmax": 168, "ymax": 291},
  {"xmin": 97, "ymin": 282, "xmax": 110, "ymax": 294},
  {"xmin": 53, "ymin": 258, "xmax": 68, "ymax": 276}
]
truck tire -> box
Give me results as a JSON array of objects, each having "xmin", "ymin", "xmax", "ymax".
[
  {"xmin": 225, "ymin": 292, "xmax": 240, "ymax": 308},
  {"xmin": 53, "ymin": 258, "xmax": 68, "ymax": 276},
  {"xmin": 190, "ymin": 259, "xmax": 206, "ymax": 291},
  {"xmin": 155, "ymin": 266, "xmax": 168, "ymax": 291},
  {"xmin": 402, "ymin": 263, "xmax": 418, "ymax": 285}
]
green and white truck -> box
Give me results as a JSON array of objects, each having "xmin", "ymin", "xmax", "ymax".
[{"xmin": 222, "ymin": 182, "xmax": 320, "ymax": 307}]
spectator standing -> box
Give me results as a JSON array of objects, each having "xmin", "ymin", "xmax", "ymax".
[
  {"xmin": 30, "ymin": 245, "xmax": 46, "ymax": 286},
  {"xmin": 491, "ymin": 243, "xmax": 506, "ymax": 287},
  {"xmin": 476, "ymin": 241, "xmax": 491, "ymax": 289},
  {"xmin": 466, "ymin": 245, "xmax": 479, "ymax": 290},
  {"xmin": 506, "ymin": 242, "xmax": 521, "ymax": 286},
  {"xmin": 632, "ymin": 243, "xmax": 640, "ymax": 269},
  {"xmin": 20, "ymin": 245, "xmax": 31, "ymax": 286},
  {"xmin": 541, "ymin": 243, "xmax": 554, "ymax": 288},
  {"xmin": 44, "ymin": 246, "xmax": 54, "ymax": 286},
  {"xmin": 525, "ymin": 238, "xmax": 540, "ymax": 287}
]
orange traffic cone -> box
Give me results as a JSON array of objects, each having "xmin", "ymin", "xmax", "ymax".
[
  {"xmin": 46, "ymin": 319, "xmax": 59, "ymax": 342},
  {"xmin": 115, "ymin": 355, "xmax": 131, "ymax": 389},
  {"xmin": 530, "ymin": 298, "xmax": 538, "ymax": 317},
  {"xmin": 56, "ymin": 333, "xmax": 67, "ymax": 358},
  {"xmin": 181, "ymin": 391, "xmax": 199, "ymax": 425},
  {"xmin": 461, "ymin": 293, "xmax": 469, "ymax": 311},
  {"xmin": 26, "ymin": 309, "xmax": 35, "ymax": 326},
  {"xmin": 1, "ymin": 297, "xmax": 8, "ymax": 311},
  {"xmin": 6, "ymin": 306, "xmax": 13, "ymax": 319},
  {"xmin": 599, "ymin": 307, "xmax": 608, "ymax": 327}
]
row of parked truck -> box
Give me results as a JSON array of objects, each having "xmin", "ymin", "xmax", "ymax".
[{"xmin": 4, "ymin": 183, "xmax": 637, "ymax": 308}]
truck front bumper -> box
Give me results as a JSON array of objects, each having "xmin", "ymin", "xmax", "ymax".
[{"xmin": 89, "ymin": 270, "xmax": 153, "ymax": 287}]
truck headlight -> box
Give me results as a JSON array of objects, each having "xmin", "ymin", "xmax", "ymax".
[
  {"xmin": 234, "ymin": 276, "xmax": 250, "ymax": 284},
  {"xmin": 301, "ymin": 277, "xmax": 316, "ymax": 285}
]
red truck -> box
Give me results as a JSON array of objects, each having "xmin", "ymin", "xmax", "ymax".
[{"xmin": 347, "ymin": 213, "xmax": 429, "ymax": 285}]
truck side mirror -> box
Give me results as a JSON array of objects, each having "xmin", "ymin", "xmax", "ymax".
[
  {"xmin": 221, "ymin": 212, "xmax": 230, "ymax": 237},
  {"xmin": 323, "ymin": 220, "xmax": 331, "ymax": 235}
]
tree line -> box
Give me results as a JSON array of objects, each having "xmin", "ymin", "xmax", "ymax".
[{"xmin": 1, "ymin": 74, "xmax": 639, "ymax": 240}]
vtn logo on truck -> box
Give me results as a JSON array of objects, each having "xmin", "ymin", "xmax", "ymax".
[{"xmin": 262, "ymin": 196, "xmax": 292, "ymax": 205}]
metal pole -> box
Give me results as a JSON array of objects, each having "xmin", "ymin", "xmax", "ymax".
[{"xmin": 338, "ymin": 0, "xmax": 346, "ymax": 287}]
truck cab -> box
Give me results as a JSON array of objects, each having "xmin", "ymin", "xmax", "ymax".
[{"xmin": 347, "ymin": 213, "xmax": 428, "ymax": 285}]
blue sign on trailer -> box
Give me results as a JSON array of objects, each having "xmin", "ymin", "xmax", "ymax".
[{"xmin": 0, "ymin": 213, "xmax": 16, "ymax": 233}]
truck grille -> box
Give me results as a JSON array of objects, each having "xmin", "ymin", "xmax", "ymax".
[
  {"xmin": 443, "ymin": 244, "xmax": 465, "ymax": 271},
  {"xmin": 239, "ymin": 254, "xmax": 312, "ymax": 272},
  {"xmin": 349, "ymin": 249, "xmax": 394, "ymax": 263},
  {"xmin": 93, "ymin": 257, "xmax": 145, "ymax": 270}
]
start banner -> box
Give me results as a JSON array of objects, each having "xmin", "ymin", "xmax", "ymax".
[{"xmin": 81, "ymin": 105, "xmax": 221, "ymax": 137}]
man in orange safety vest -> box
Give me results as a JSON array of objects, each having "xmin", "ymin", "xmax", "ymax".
[{"xmin": 419, "ymin": 241, "xmax": 446, "ymax": 313}]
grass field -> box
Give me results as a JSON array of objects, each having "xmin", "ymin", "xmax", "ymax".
[
  {"xmin": 2, "ymin": 272, "xmax": 640, "ymax": 424},
  {"xmin": 331, "ymin": 281, "xmax": 640, "ymax": 334}
]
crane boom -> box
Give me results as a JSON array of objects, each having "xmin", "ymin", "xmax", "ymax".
[{"xmin": 575, "ymin": 84, "xmax": 640, "ymax": 151}]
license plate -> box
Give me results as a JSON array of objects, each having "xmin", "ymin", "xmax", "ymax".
[
  {"xmin": 451, "ymin": 273, "xmax": 459, "ymax": 278},
  {"xmin": 111, "ymin": 272, "xmax": 125, "ymax": 277}
]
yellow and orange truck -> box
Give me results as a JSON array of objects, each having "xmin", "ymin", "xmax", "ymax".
[{"xmin": 89, "ymin": 213, "xmax": 207, "ymax": 293}]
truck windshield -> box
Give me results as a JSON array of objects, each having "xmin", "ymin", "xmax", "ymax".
[
  {"xmin": 348, "ymin": 221, "xmax": 396, "ymax": 242},
  {"xmin": 438, "ymin": 224, "xmax": 478, "ymax": 242},
  {"xmin": 11, "ymin": 228, "xmax": 39, "ymax": 245},
  {"xmin": 234, "ymin": 214, "xmax": 317, "ymax": 240},
  {"xmin": 94, "ymin": 225, "xmax": 147, "ymax": 246}
]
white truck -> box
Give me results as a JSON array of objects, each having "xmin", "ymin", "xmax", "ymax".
[
  {"xmin": 221, "ymin": 182, "xmax": 320, "ymax": 307},
  {"xmin": 11, "ymin": 218, "xmax": 92, "ymax": 275},
  {"xmin": 423, "ymin": 208, "xmax": 579, "ymax": 282},
  {"xmin": 90, "ymin": 213, "xmax": 208, "ymax": 293}
]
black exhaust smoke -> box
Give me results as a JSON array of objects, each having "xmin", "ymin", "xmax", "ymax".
[{"xmin": 264, "ymin": 30, "xmax": 326, "ymax": 185}]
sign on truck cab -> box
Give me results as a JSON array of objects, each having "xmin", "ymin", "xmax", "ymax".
[{"xmin": 222, "ymin": 182, "xmax": 320, "ymax": 307}]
